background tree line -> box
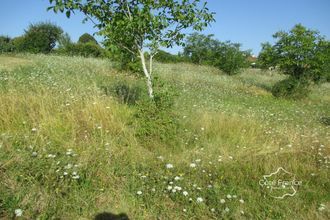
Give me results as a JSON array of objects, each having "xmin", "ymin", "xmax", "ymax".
[
  {"xmin": 0, "ymin": 23, "xmax": 254, "ymax": 75},
  {"xmin": 1, "ymin": 21, "xmax": 329, "ymax": 100}
]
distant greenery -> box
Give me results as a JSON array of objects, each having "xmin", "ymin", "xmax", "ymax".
[
  {"xmin": 57, "ymin": 42, "xmax": 106, "ymax": 58},
  {"xmin": 259, "ymin": 24, "xmax": 330, "ymax": 98},
  {"xmin": 78, "ymin": 33, "xmax": 98, "ymax": 45},
  {"xmin": 56, "ymin": 33, "xmax": 106, "ymax": 58},
  {"xmin": 214, "ymin": 42, "xmax": 250, "ymax": 75},
  {"xmin": 183, "ymin": 33, "xmax": 250, "ymax": 75},
  {"xmin": 19, "ymin": 22, "xmax": 63, "ymax": 53},
  {"xmin": 183, "ymin": 33, "xmax": 218, "ymax": 65},
  {"xmin": 57, "ymin": 32, "xmax": 72, "ymax": 49},
  {"xmin": 154, "ymin": 50, "xmax": 187, "ymax": 63},
  {"xmin": 0, "ymin": 22, "xmax": 63, "ymax": 54},
  {"xmin": 257, "ymin": 42, "xmax": 278, "ymax": 69},
  {"xmin": 0, "ymin": 36, "xmax": 15, "ymax": 53}
]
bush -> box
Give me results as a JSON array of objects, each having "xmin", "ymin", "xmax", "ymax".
[
  {"xmin": 11, "ymin": 36, "xmax": 26, "ymax": 52},
  {"xmin": 0, "ymin": 36, "xmax": 15, "ymax": 53},
  {"xmin": 271, "ymin": 77, "xmax": 310, "ymax": 99},
  {"xmin": 154, "ymin": 50, "xmax": 182, "ymax": 63},
  {"xmin": 113, "ymin": 80, "xmax": 142, "ymax": 105},
  {"xmin": 78, "ymin": 33, "xmax": 98, "ymax": 45},
  {"xmin": 58, "ymin": 42, "xmax": 105, "ymax": 58},
  {"xmin": 134, "ymin": 77, "xmax": 180, "ymax": 144},
  {"xmin": 20, "ymin": 22, "xmax": 63, "ymax": 53},
  {"xmin": 214, "ymin": 42, "xmax": 250, "ymax": 75},
  {"xmin": 183, "ymin": 33, "xmax": 250, "ymax": 74},
  {"xmin": 100, "ymin": 79, "xmax": 143, "ymax": 105}
]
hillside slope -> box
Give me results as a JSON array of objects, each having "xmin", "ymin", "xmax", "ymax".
[{"xmin": 0, "ymin": 54, "xmax": 329, "ymax": 219}]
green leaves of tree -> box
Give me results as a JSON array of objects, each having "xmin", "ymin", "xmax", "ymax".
[
  {"xmin": 259, "ymin": 24, "xmax": 329, "ymax": 82},
  {"xmin": 47, "ymin": 0, "xmax": 215, "ymax": 54},
  {"xmin": 184, "ymin": 33, "xmax": 250, "ymax": 75}
]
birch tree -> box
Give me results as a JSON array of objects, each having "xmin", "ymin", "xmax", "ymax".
[{"xmin": 48, "ymin": 0, "xmax": 214, "ymax": 98}]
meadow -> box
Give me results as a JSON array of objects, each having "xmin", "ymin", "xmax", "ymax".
[{"xmin": 0, "ymin": 54, "xmax": 329, "ymax": 219}]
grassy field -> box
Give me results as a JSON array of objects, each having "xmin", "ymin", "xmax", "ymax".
[{"xmin": 0, "ymin": 54, "xmax": 329, "ymax": 219}]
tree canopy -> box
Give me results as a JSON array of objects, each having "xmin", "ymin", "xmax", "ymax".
[
  {"xmin": 48, "ymin": 0, "xmax": 215, "ymax": 98},
  {"xmin": 78, "ymin": 33, "xmax": 98, "ymax": 45},
  {"xmin": 261, "ymin": 24, "xmax": 328, "ymax": 82},
  {"xmin": 183, "ymin": 33, "xmax": 250, "ymax": 74},
  {"xmin": 21, "ymin": 22, "xmax": 63, "ymax": 53}
]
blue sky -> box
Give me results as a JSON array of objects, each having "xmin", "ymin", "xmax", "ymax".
[{"xmin": 0, "ymin": 0, "xmax": 329, "ymax": 55}]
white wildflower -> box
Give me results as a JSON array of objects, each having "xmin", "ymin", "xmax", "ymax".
[
  {"xmin": 196, "ymin": 197, "xmax": 203, "ymax": 203},
  {"xmin": 72, "ymin": 175, "xmax": 80, "ymax": 180},
  {"xmin": 183, "ymin": 191, "xmax": 188, "ymax": 196},
  {"xmin": 64, "ymin": 164, "xmax": 73, "ymax": 169},
  {"xmin": 226, "ymin": 194, "xmax": 232, "ymax": 199},
  {"xmin": 166, "ymin": 163, "xmax": 173, "ymax": 169},
  {"xmin": 15, "ymin": 209, "xmax": 23, "ymax": 217},
  {"xmin": 190, "ymin": 163, "xmax": 196, "ymax": 168},
  {"xmin": 239, "ymin": 199, "xmax": 245, "ymax": 204},
  {"xmin": 220, "ymin": 199, "xmax": 226, "ymax": 204},
  {"xmin": 137, "ymin": 191, "xmax": 142, "ymax": 195},
  {"xmin": 174, "ymin": 186, "xmax": 182, "ymax": 191}
]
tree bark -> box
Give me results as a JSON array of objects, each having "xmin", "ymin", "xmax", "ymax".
[
  {"xmin": 139, "ymin": 49, "xmax": 154, "ymax": 98},
  {"xmin": 149, "ymin": 54, "xmax": 153, "ymax": 76}
]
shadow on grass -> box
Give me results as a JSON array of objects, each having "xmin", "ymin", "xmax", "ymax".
[{"xmin": 94, "ymin": 212, "xmax": 129, "ymax": 220}]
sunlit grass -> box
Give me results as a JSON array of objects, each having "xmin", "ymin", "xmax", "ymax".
[{"xmin": 0, "ymin": 54, "xmax": 329, "ymax": 219}]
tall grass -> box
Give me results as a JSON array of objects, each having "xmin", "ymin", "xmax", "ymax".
[{"xmin": 0, "ymin": 54, "xmax": 329, "ymax": 219}]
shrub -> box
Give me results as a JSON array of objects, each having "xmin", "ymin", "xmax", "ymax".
[
  {"xmin": 183, "ymin": 33, "xmax": 250, "ymax": 74},
  {"xmin": 214, "ymin": 42, "xmax": 250, "ymax": 75},
  {"xmin": 271, "ymin": 77, "xmax": 310, "ymax": 99},
  {"xmin": 0, "ymin": 36, "xmax": 15, "ymax": 53},
  {"xmin": 271, "ymin": 24, "xmax": 326, "ymax": 80},
  {"xmin": 78, "ymin": 33, "xmax": 98, "ymax": 45},
  {"xmin": 320, "ymin": 116, "xmax": 330, "ymax": 126},
  {"xmin": 183, "ymin": 33, "xmax": 219, "ymax": 65},
  {"xmin": 262, "ymin": 24, "xmax": 330, "ymax": 98},
  {"xmin": 57, "ymin": 32, "xmax": 72, "ymax": 49},
  {"xmin": 257, "ymin": 42, "xmax": 278, "ymax": 70},
  {"xmin": 100, "ymin": 79, "xmax": 143, "ymax": 105},
  {"xmin": 113, "ymin": 80, "xmax": 142, "ymax": 105},
  {"xmin": 20, "ymin": 22, "xmax": 63, "ymax": 53},
  {"xmin": 11, "ymin": 36, "xmax": 26, "ymax": 52},
  {"xmin": 134, "ymin": 77, "xmax": 180, "ymax": 144},
  {"xmin": 153, "ymin": 50, "xmax": 182, "ymax": 63},
  {"xmin": 59, "ymin": 42, "xmax": 105, "ymax": 58}
]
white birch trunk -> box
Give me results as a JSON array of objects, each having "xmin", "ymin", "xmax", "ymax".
[
  {"xmin": 139, "ymin": 49, "xmax": 154, "ymax": 98},
  {"xmin": 149, "ymin": 54, "xmax": 153, "ymax": 76}
]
